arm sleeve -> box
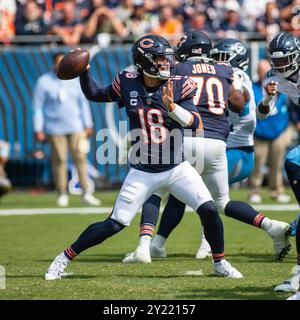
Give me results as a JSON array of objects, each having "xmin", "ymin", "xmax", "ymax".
[
  {"xmin": 79, "ymin": 70, "xmax": 121, "ymax": 103},
  {"xmin": 32, "ymin": 79, "xmax": 45, "ymax": 133}
]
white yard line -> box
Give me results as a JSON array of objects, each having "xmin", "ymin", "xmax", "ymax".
[{"xmin": 0, "ymin": 204, "xmax": 298, "ymax": 216}]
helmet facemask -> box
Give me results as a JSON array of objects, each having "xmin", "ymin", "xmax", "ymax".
[
  {"xmin": 143, "ymin": 50, "xmax": 174, "ymax": 80},
  {"xmin": 270, "ymin": 50, "xmax": 299, "ymax": 78},
  {"xmin": 211, "ymin": 50, "xmax": 234, "ymax": 65},
  {"xmin": 211, "ymin": 49, "xmax": 249, "ymax": 71}
]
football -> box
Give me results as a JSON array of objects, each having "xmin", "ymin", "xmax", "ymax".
[{"xmin": 57, "ymin": 48, "xmax": 90, "ymax": 80}]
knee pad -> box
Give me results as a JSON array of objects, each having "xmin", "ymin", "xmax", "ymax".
[
  {"xmin": 197, "ymin": 200, "xmax": 219, "ymax": 221},
  {"xmin": 106, "ymin": 217, "xmax": 125, "ymax": 233}
]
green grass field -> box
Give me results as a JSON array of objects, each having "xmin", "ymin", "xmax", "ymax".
[{"xmin": 0, "ymin": 188, "xmax": 298, "ymax": 300}]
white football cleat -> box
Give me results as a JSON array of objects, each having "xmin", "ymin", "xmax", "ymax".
[
  {"xmin": 45, "ymin": 252, "xmax": 69, "ymax": 280},
  {"xmin": 57, "ymin": 194, "xmax": 69, "ymax": 207},
  {"xmin": 268, "ymin": 220, "xmax": 292, "ymax": 261},
  {"xmin": 150, "ymin": 243, "xmax": 167, "ymax": 258},
  {"xmin": 273, "ymin": 194, "xmax": 291, "ymax": 204},
  {"xmin": 195, "ymin": 235, "xmax": 211, "ymax": 259},
  {"xmin": 249, "ymin": 194, "xmax": 262, "ymax": 204},
  {"xmin": 122, "ymin": 248, "xmax": 151, "ymax": 264},
  {"xmin": 82, "ymin": 193, "xmax": 101, "ymax": 206},
  {"xmin": 274, "ymin": 265, "xmax": 300, "ymax": 292},
  {"xmin": 213, "ymin": 259, "xmax": 243, "ymax": 279},
  {"xmin": 287, "ymin": 292, "xmax": 300, "ymax": 300}
]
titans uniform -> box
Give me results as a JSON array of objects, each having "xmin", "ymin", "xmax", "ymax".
[
  {"xmin": 80, "ymin": 70, "xmax": 213, "ymax": 225},
  {"xmin": 226, "ymin": 69, "xmax": 256, "ymax": 184},
  {"xmin": 263, "ymin": 69, "xmax": 300, "ymax": 167},
  {"xmin": 172, "ymin": 61, "xmax": 234, "ymax": 210}
]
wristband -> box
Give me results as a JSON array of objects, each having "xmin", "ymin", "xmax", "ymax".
[{"xmin": 168, "ymin": 103, "xmax": 193, "ymax": 127}]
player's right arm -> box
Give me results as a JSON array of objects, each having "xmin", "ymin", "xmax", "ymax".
[
  {"xmin": 256, "ymin": 78, "xmax": 278, "ymax": 119},
  {"xmin": 79, "ymin": 67, "xmax": 121, "ymax": 103},
  {"xmin": 163, "ymin": 79, "xmax": 202, "ymax": 130}
]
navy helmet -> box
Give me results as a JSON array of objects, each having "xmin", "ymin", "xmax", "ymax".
[
  {"xmin": 268, "ymin": 32, "xmax": 300, "ymax": 78},
  {"xmin": 175, "ymin": 30, "xmax": 212, "ymax": 62},
  {"xmin": 132, "ymin": 35, "xmax": 174, "ymax": 80},
  {"xmin": 211, "ymin": 38, "xmax": 249, "ymax": 71}
]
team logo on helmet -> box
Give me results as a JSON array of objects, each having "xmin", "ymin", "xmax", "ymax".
[
  {"xmin": 177, "ymin": 35, "xmax": 187, "ymax": 48},
  {"xmin": 140, "ymin": 38, "xmax": 155, "ymax": 48},
  {"xmin": 234, "ymin": 43, "xmax": 246, "ymax": 55}
]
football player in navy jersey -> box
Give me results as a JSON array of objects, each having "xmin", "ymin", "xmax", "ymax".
[
  {"xmin": 45, "ymin": 35, "xmax": 243, "ymax": 280},
  {"xmin": 124, "ymin": 31, "xmax": 291, "ymax": 266}
]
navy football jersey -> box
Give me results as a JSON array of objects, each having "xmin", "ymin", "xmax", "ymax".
[
  {"xmin": 172, "ymin": 61, "xmax": 233, "ymax": 142},
  {"xmin": 105, "ymin": 70, "xmax": 198, "ymax": 173}
]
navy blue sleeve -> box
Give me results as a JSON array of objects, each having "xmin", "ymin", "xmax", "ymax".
[
  {"xmin": 80, "ymin": 70, "xmax": 121, "ymax": 103},
  {"xmin": 175, "ymin": 76, "xmax": 201, "ymax": 130}
]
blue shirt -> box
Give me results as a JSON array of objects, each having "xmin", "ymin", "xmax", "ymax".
[
  {"xmin": 253, "ymin": 81, "xmax": 289, "ymax": 140},
  {"xmin": 33, "ymin": 71, "xmax": 93, "ymax": 135}
]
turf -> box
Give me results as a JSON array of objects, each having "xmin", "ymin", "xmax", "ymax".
[{"xmin": 0, "ymin": 188, "xmax": 298, "ymax": 300}]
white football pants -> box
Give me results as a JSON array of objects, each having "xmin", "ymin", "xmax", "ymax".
[
  {"xmin": 184, "ymin": 137, "xmax": 230, "ymax": 212},
  {"xmin": 111, "ymin": 161, "xmax": 213, "ymax": 226}
]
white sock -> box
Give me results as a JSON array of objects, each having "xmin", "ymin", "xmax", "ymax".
[
  {"xmin": 151, "ymin": 234, "xmax": 166, "ymax": 248},
  {"xmin": 61, "ymin": 252, "xmax": 71, "ymax": 263},
  {"xmin": 261, "ymin": 217, "xmax": 273, "ymax": 233},
  {"xmin": 138, "ymin": 235, "xmax": 152, "ymax": 250}
]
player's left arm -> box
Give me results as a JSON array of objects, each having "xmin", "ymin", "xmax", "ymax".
[
  {"xmin": 225, "ymin": 68, "xmax": 245, "ymax": 113},
  {"xmin": 163, "ymin": 79, "xmax": 203, "ymax": 130}
]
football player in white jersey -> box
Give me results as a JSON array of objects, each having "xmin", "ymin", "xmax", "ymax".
[
  {"xmin": 257, "ymin": 31, "xmax": 300, "ymax": 300},
  {"xmin": 213, "ymin": 39, "xmax": 256, "ymax": 185}
]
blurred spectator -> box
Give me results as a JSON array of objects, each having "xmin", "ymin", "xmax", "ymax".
[
  {"xmin": 249, "ymin": 60, "xmax": 293, "ymax": 204},
  {"xmin": 151, "ymin": 5, "xmax": 183, "ymax": 44},
  {"xmin": 0, "ymin": 140, "xmax": 12, "ymax": 198},
  {"xmin": 15, "ymin": 0, "xmax": 48, "ymax": 37},
  {"xmin": 32, "ymin": 52, "xmax": 100, "ymax": 207},
  {"xmin": 0, "ymin": 0, "xmax": 16, "ymax": 44},
  {"xmin": 188, "ymin": 11, "xmax": 215, "ymax": 34},
  {"xmin": 280, "ymin": 0, "xmax": 300, "ymax": 36},
  {"xmin": 217, "ymin": 0, "xmax": 247, "ymax": 38},
  {"xmin": 50, "ymin": 0, "xmax": 84, "ymax": 45},
  {"xmin": 124, "ymin": 2, "xmax": 159, "ymax": 40},
  {"xmin": 115, "ymin": 0, "xmax": 134, "ymax": 23},
  {"xmin": 256, "ymin": 1, "xmax": 281, "ymax": 42},
  {"xmin": 83, "ymin": 0, "xmax": 127, "ymax": 45},
  {"xmin": 240, "ymin": 0, "xmax": 269, "ymax": 32}
]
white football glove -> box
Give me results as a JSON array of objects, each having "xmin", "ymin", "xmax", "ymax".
[
  {"xmin": 232, "ymin": 70, "xmax": 245, "ymax": 91},
  {"xmin": 261, "ymin": 80, "xmax": 278, "ymax": 106}
]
